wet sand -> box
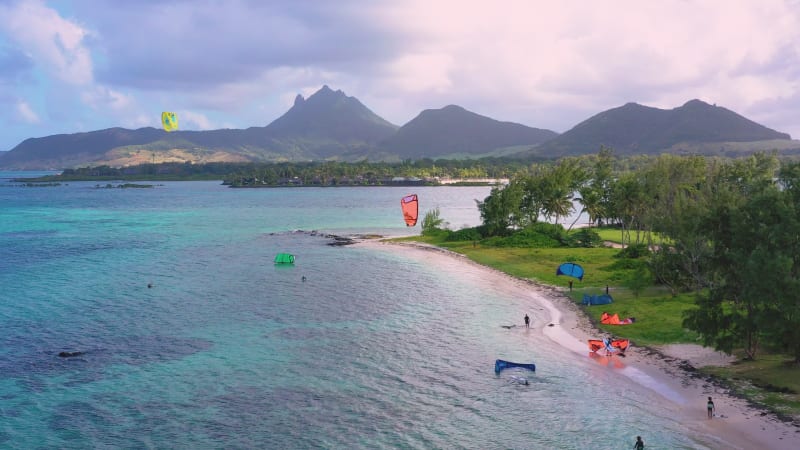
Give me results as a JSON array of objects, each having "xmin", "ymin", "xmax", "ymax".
[{"xmin": 361, "ymin": 240, "xmax": 800, "ymax": 450}]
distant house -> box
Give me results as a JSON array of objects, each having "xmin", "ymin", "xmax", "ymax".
[
  {"xmin": 390, "ymin": 176, "xmax": 425, "ymax": 186},
  {"xmin": 436, "ymin": 177, "xmax": 509, "ymax": 185},
  {"xmin": 277, "ymin": 177, "xmax": 303, "ymax": 186}
]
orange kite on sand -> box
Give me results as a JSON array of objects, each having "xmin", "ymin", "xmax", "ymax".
[
  {"xmin": 600, "ymin": 311, "xmax": 635, "ymax": 325},
  {"xmin": 588, "ymin": 338, "xmax": 630, "ymax": 354}
]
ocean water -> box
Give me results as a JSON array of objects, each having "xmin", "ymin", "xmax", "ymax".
[{"xmin": 0, "ymin": 175, "xmax": 703, "ymax": 449}]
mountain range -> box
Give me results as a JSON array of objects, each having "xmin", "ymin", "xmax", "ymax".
[
  {"xmin": 532, "ymin": 99, "xmax": 792, "ymax": 157},
  {"xmin": 0, "ymin": 85, "xmax": 796, "ymax": 170}
]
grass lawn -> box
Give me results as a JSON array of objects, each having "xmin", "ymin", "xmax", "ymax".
[
  {"xmin": 593, "ymin": 227, "xmax": 625, "ymax": 244},
  {"xmin": 574, "ymin": 288, "xmax": 700, "ymax": 345}
]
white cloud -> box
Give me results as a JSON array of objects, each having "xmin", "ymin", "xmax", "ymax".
[
  {"xmin": 182, "ymin": 67, "xmax": 355, "ymax": 128},
  {"xmin": 368, "ymin": 0, "xmax": 800, "ymax": 134},
  {"xmin": 383, "ymin": 53, "xmax": 454, "ymax": 93},
  {"xmin": 120, "ymin": 113, "xmax": 152, "ymax": 130},
  {"xmin": 3, "ymin": 0, "xmax": 800, "ymax": 150},
  {"xmin": 178, "ymin": 111, "xmax": 213, "ymax": 130},
  {"xmin": 0, "ymin": 0, "xmax": 93, "ymax": 85},
  {"xmin": 16, "ymin": 100, "xmax": 40, "ymax": 123},
  {"xmin": 81, "ymin": 86, "xmax": 133, "ymax": 111},
  {"xmin": 186, "ymin": 67, "xmax": 314, "ymax": 112}
]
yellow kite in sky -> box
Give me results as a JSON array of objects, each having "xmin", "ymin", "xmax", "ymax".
[{"xmin": 161, "ymin": 112, "xmax": 178, "ymax": 132}]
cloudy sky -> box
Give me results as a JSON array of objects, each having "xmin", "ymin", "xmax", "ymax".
[{"xmin": 1, "ymin": 0, "xmax": 799, "ymax": 152}]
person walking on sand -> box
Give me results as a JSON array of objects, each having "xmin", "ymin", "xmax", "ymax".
[
  {"xmin": 633, "ymin": 436, "xmax": 644, "ymax": 449},
  {"xmin": 524, "ymin": 314, "xmax": 530, "ymax": 328},
  {"xmin": 707, "ymin": 396, "xmax": 715, "ymax": 418}
]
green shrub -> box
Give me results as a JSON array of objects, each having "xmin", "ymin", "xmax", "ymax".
[
  {"xmin": 481, "ymin": 236, "xmax": 507, "ymax": 247},
  {"xmin": 614, "ymin": 243, "xmax": 650, "ymax": 259},
  {"xmin": 445, "ymin": 226, "xmax": 484, "ymax": 242},
  {"xmin": 528, "ymin": 222, "xmax": 567, "ymax": 241},
  {"xmin": 484, "ymin": 223, "xmax": 565, "ymax": 248},
  {"xmin": 602, "ymin": 258, "xmax": 647, "ymax": 271},
  {"xmin": 623, "ymin": 263, "xmax": 654, "ymax": 298},
  {"xmin": 422, "ymin": 228, "xmax": 450, "ymax": 239},
  {"xmin": 565, "ymin": 228, "xmax": 603, "ymax": 248},
  {"xmin": 421, "ymin": 208, "xmax": 446, "ymax": 236}
]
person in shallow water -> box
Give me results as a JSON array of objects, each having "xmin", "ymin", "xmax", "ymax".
[
  {"xmin": 524, "ymin": 314, "xmax": 530, "ymax": 328},
  {"xmin": 707, "ymin": 397, "xmax": 715, "ymax": 418},
  {"xmin": 633, "ymin": 435, "xmax": 644, "ymax": 449}
]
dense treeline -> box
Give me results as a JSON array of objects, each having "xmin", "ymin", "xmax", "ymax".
[
  {"xmin": 39, "ymin": 162, "xmax": 246, "ymax": 181},
  {"xmin": 472, "ymin": 149, "xmax": 800, "ymax": 362},
  {"xmin": 34, "ymin": 159, "xmax": 534, "ymax": 184},
  {"xmin": 220, "ymin": 158, "xmax": 529, "ymax": 186}
]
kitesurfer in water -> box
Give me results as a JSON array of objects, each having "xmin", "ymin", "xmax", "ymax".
[
  {"xmin": 524, "ymin": 314, "xmax": 530, "ymax": 328},
  {"xmin": 633, "ymin": 436, "xmax": 644, "ymax": 449}
]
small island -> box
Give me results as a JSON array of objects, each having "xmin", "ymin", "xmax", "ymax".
[{"xmin": 94, "ymin": 183, "xmax": 157, "ymax": 189}]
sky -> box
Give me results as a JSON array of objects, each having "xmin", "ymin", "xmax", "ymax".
[{"xmin": 1, "ymin": 0, "xmax": 799, "ymax": 152}]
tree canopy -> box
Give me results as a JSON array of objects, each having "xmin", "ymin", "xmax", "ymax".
[{"xmin": 475, "ymin": 150, "xmax": 800, "ymax": 362}]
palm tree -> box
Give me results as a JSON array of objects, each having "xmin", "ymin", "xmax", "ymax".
[
  {"xmin": 541, "ymin": 184, "xmax": 575, "ymax": 226},
  {"xmin": 568, "ymin": 186, "xmax": 603, "ymax": 231}
]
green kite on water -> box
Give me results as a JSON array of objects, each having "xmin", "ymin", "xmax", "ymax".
[{"xmin": 274, "ymin": 253, "xmax": 295, "ymax": 264}]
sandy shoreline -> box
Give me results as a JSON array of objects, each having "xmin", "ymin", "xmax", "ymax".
[{"xmin": 359, "ymin": 240, "xmax": 800, "ymax": 450}]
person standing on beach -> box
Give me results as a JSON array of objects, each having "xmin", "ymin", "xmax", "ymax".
[
  {"xmin": 524, "ymin": 314, "xmax": 530, "ymax": 328},
  {"xmin": 707, "ymin": 397, "xmax": 715, "ymax": 418},
  {"xmin": 633, "ymin": 436, "xmax": 644, "ymax": 449}
]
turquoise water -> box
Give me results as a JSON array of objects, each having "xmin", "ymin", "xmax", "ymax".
[{"xmin": 0, "ymin": 175, "xmax": 702, "ymax": 449}]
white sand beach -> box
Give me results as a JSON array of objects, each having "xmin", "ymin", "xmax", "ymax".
[{"xmin": 362, "ymin": 240, "xmax": 800, "ymax": 450}]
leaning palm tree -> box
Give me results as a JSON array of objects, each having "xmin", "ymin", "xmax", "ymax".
[
  {"xmin": 568, "ymin": 186, "xmax": 603, "ymax": 232},
  {"xmin": 541, "ymin": 184, "xmax": 575, "ymax": 226}
]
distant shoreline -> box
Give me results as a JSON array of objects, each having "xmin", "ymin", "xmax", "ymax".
[{"xmin": 9, "ymin": 175, "xmax": 505, "ymax": 187}]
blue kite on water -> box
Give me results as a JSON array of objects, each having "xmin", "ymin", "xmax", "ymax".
[
  {"xmin": 556, "ymin": 262, "xmax": 584, "ymax": 281},
  {"xmin": 495, "ymin": 359, "xmax": 536, "ymax": 373}
]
